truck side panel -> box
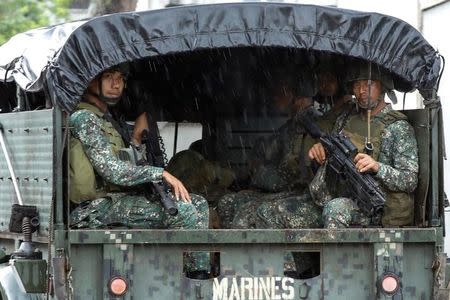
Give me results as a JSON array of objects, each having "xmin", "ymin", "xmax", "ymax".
[{"xmin": 0, "ymin": 110, "xmax": 54, "ymax": 239}]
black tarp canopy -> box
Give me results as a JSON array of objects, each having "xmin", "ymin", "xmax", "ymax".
[{"xmin": 0, "ymin": 3, "xmax": 441, "ymax": 113}]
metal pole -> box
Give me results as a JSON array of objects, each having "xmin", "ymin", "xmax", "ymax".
[{"xmin": 0, "ymin": 126, "xmax": 23, "ymax": 205}]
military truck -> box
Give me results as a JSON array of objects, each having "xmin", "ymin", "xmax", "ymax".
[{"xmin": 0, "ymin": 3, "xmax": 447, "ymax": 299}]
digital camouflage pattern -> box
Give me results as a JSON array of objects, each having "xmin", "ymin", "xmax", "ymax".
[
  {"xmin": 70, "ymin": 108, "xmax": 164, "ymax": 186},
  {"xmin": 249, "ymin": 118, "xmax": 313, "ymax": 192},
  {"xmin": 70, "ymin": 193, "xmax": 210, "ymax": 271},
  {"xmin": 70, "ymin": 193, "xmax": 209, "ymax": 230},
  {"xmin": 255, "ymin": 192, "xmax": 323, "ymax": 229},
  {"xmin": 315, "ymin": 104, "xmax": 419, "ymax": 228},
  {"xmin": 69, "ymin": 107, "xmax": 210, "ymax": 271},
  {"xmin": 217, "ymin": 190, "xmax": 262, "ymax": 229},
  {"xmin": 333, "ymin": 105, "xmax": 418, "ymax": 193},
  {"xmin": 217, "ymin": 117, "xmax": 315, "ymax": 228}
]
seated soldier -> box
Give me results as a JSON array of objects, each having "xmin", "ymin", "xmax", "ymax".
[
  {"xmin": 309, "ymin": 63, "xmax": 418, "ymax": 228},
  {"xmin": 216, "ymin": 70, "xmax": 322, "ymax": 229},
  {"xmin": 255, "ymin": 63, "xmax": 418, "ymax": 230},
  {"xmin": 166, "ymin": 140, "xmax": 236, "ymax": 229},
  {"xmin": 249, "ymin": 67, "xmax": 351, "ymax": 230},
  {"xmin": 68, "ymin": 63, "xmax": 210, "ymax": 278}
]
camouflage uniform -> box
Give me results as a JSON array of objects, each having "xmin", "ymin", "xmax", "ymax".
[
  {"xmin": 217, "ymin": 118, "xmax": 318, "ymax": 229},
  {"xmin": 166, "ymin": 149, "xmax": 235, "ymax": 206},
  {"xmin": 69, "ymin": 106, "xmax": 210, "ymax": 271},
  {"xmin": 317, "ymin": 104, "xmax": 419, "ymax": 228}
]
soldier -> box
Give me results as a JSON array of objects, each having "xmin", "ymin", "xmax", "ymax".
[
  {"xmin": 68, "ymin": 63, "xmax": 210, "ymax": 278},
  {"xmin": 309, "ymin": 63, "xmax": 419, "ymax": 228},
  {"xmin": 218, "ymin": 64, "xmax": 352, "ymax": 230},
  {"xmin": 217, "ymin": 70, "xmax": 322, "ymax": 229}
]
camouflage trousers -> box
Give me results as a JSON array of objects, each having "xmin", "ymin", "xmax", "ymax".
[
  {"xmin": 309, "ymin": 165, "xmax": 370, "ymax": 228},
  {"xmin": 217, "ymin": 190, "xmax": 322, "ymax": 275},
  {"xmin": 217, "ymin": 190, "xmax": 323, "ymax": 229},
  {"xmin": 70, "ymin": 192, "xmax": 210, "ymax": 272},
  {"xmin": 323, "ymin": 197, "xmax": 370, "ymax": 228}
]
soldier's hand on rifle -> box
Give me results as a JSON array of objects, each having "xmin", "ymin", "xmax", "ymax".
[
  {"xmin": 162, "ymin": 170, "xmax": 191, "ymax": 203},
  {"xmin": 308, "ymin": 143, "xmax": 326, "ymax": 165},
  {"xmin": 354, "ymin": 153, "xmax": 380, "ymax": 173}
]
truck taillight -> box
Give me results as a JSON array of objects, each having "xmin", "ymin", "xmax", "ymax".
[
  {"xmin": 380, "ymin": 272, "xmax": 400, "ymax": 295},
  {"xmin": 109, "ymin": 276, "xmax": 128, "ymax": 297}
]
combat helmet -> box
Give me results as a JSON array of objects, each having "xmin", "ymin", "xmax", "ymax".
[
  {"xmin": 346, "ymin": 61, "xmax": 394, "ymax": 92},
  {"xmin": 346, "ymin": 61, "xmax": 397, "ymax": 103},
  {"xmin": 106, "ymin": 62, "xmax": 130, "ymax": 79}
]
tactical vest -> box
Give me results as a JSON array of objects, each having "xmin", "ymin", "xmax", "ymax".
[
  {"xmin": 69, "ymin": 103, "xmax": 125, "ymax": 203},
  {"xmin": 343, "ymin": 109, "xmax": 414, "ymax": 226}
]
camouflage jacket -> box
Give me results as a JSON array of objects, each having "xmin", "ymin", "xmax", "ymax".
[
  {"xmin": 250, "ymin": 118, "xmax": 312, "ymax": 192},
  {"xmin": 70, "ymin": 106, "xmax": 164, "ymax": 188},
  {"xmin": 333, "ymin": 104, "xmax": 419, "ymax": 192}
]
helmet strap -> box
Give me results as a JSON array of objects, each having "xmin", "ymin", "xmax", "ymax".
[
  {"xmin": 93, "ymin": 76, "xmax": 122, "ymax": 106},
  {"xmin": 365, "ymin": 63, "xmax": 373, "ymax": 156}
]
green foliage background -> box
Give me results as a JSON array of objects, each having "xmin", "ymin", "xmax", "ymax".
[{"xmin": 0, "ymin": 0, "xmax": 71, "ymax": 45}]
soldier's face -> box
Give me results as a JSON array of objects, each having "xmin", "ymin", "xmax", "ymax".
[
  {"xmin": 291, "ymin": 96, "xmax": 313, "ymax": 115},
  {"xmin": 99, "ymin": 70, "xmax": 125, "ymax": 98},
  {"xmin": 352, "ymin": 79, "xmax": 382, "ymax": 109},
  {"xmin": 318, "ymin": 72, "xmax": 338, "ymax": 97},
  {"xmin": 274, "ymin": 85, "xmax": 294, "ymax": 114}
]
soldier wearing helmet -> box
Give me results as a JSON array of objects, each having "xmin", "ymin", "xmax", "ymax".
[
  {"xmin": 308, "ymin": 61, "xmax": 419, "ymax": 228},
  {"xmin": 68, "ymin": 63, "xmax": 210, "ymax": 278}
]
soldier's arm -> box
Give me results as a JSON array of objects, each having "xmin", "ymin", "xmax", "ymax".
[
  {"xmin": 70, "ymin": 110, "xmax": 164, "ymax": 186},
  {"xmin": 374, "ymin": 120, "xmax": 419, "ymax": 192}
]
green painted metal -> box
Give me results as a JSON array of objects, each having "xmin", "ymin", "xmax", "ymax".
[
  {"xmin": 374, "ymin": 242, "xmax": 404, "ymax": 299},
  {"xmin": 430, "ymin": 106, "xmax": 441, "ymax": 226},
  {"xmin": 402, "ymin": 109, "xmax": 430, "ymax": 226},
  {"xmin": 70, "ymin": 245, "xmax": 103, "ymax": 300},
  {"xmin": 102, "ymin": 244, "xmax": 134, "ymax": 299},
  {"xmin": 67, "ymin": 228, "xmax": 442, "ymax": 245},
  {"xmin": 11, "ymin": 259, "xmax": 47, "ymax": 293},
  {"xmin": 67, "ymin": 240, "xmax": 438, "ymax": 299}
]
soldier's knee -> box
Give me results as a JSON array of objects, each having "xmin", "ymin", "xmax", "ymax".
[
  {"xmin": 323, "ymin": 197, "xmax": 353, "ymax": 228},
  {"xmin": 217, "ymin": 193, "xmax": 236, "ymax": 210},
  {"xmin": 324, "ymin": 197, "xmax": 353, "ymax": 209},
  {"xmin": 175, "ymin": 202, "xmax": 198, "ymax": 224},
  {"xmin": 190, "ymin": 193, "xmax": 208, "ymax": 209},
  {"xmin": 255, "ymin": 202, "xmax": 271, "ymax": 219}
]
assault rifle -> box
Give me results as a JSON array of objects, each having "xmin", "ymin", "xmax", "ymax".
[
  {"xmin": 141, "ymin": 128, "xmax": 178, "ymax": 216},
  {"xmin": 108, "ymin": 110, "xmax": 178, "ymax": 216},
  {"xmin": 297, "ymin": 110, "xmax": 385, "ymax": 224}
]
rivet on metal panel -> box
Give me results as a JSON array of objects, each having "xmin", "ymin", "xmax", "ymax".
[
  {"xmin": 43, "ymin": 127, "xmax": 49, "ymax": 132},
  {"xmin": 43, "ymin": 178, "xmax": 48, "ymax": 182},
  {"xmin": 287, "ymin": 233, "xmax": 294, "ymax": 241},
  {"xmin": 299, "ymin": 282, "xmax": 311, "ymax": 299},
  {"xmin": 7, "ymin": 129, "xmax": 12, "ymax": 133},
  {"xmin": 34, "ymin": 177, "xmax": 39, "ymax": 182},
  {"xmin": 24, "ymin": 128, "xmax": 30, "ymax": 133},
  {"xmin": 195, "ymin": 283, "xmax": 203, "ymax": 299},
  {"xmin": 0, "ymin": 177, "xmax": 3, "ymax": 181},
  {"xmin": 24, "ymin": 177, "xmax": 29, "ymax": 181}
]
